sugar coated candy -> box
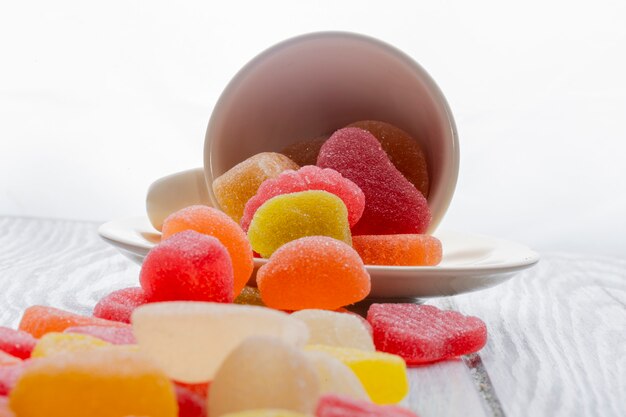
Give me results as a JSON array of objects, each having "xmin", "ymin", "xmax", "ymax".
[
  {"xmin": 222, "ymin": 410, "xmax": 310, "ymax": 417},
  {"xmin": 241, "ymin": 165, "xmax": 365, "ymax": 231},
  {"xmin": 317, "ymin": 127, "xmax": 431, "ymax": 235},
  {"xmin": 280, "ymin": 134, "xmax": 329, "ymax": 166},
  {"xmin": 348, "ymin": 120, "xmax": 429, "ymax": 198},
  {"xmin": 161, "ymin": 205, "xmax": 254, "ymax": 297},
  {"xmin": 304, "ymin": 351, "xmax": 368, "ymax": 401},
  {"xmin": 291, "ymin": 309, "xmax": 374, "ymax": 351},
  {"xmin": 247, "ymin": 191, "xmax": 352, "ymax": 258},
  {"xmin": 93, "ymin": 287, "xmax": 149, "ymax": 323},
  {"xmin": 306, "ymin": 345, "xmax": 408, "ymax": 405},
  {"xmin": 31, "ymin": 332, "xmax": 110, "ymax": 358},
  {"xmin": 367, "ymin": 304, "xmax": 487, "ymax": 364},
  {"xmin": 132, "ymin": 302, "xmax": 308, "ymax": 383},
  {"xmin": 257, "ymin": 237, "xmax": 370, "ymax": 311},
  {"xmin": 212, "ymin": 152, "xmax": 299, "ymax": 222},
  {"xmin": 352, "ymin": 234, "xmax": 442, "ymax": 266},
  {"xmin": 19, "ymin": 306, "xmax": 127, "ymax": 338},
  {"xmin": 316, "ymin": 394, "xmax": 420, "ymax": 417},
  {"xmin": 175, "ymin": 384, "xmax": 207, "ymax": 417},
  {"xmin": 0, "ymin": 351, "xmax": 20, "ymax": 367},
  {"xmin": 9, "ymin": 349, "xmax": 177, "ymax": 417},
  {"xmin": 209, "ymin": 336, "xmax": 320, "ymax": 417},
  {"xmin": 64, "ymin": 325, "xmax": 136, "ymax": 345},
  {"xmin": 0, "ymin": 327, "xmax": 36, "ymax": 359},
  {"xmin": 140, "ymin": 230, "xmax": 234, "ymax": 303}
]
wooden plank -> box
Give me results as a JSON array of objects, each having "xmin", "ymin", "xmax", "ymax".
[
  {"xmin": 432, "ymin": 254, "xmax": 626, "ymax": 417},
  {"xmin": 405, "ymin": 359, "xmax": 490, "ymax": 417},
  {"xmin": 0, "ymin": 217, "xmax": 139, "ymax": 327}
]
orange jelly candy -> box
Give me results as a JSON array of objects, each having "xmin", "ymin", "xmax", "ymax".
[
  {"xmin": 348, "ymin": 120, "xmax": 430, "ymax": 198},
  {"xmin": 19, "ymin": 306, "xmax": 128, "ymax": 338},
  {"xmin": 162, "ymin": 205, "xmax": 254, "ymax": 297},
  {"xmin": 257, "ymin": 236, "xmax": 370, "ymax": 311},
  {"xmin": 212, "ymin": 152, "xmax": 299, "ymax": 222},
  {"xmin": 9, "ymin": 349, "xmax": 177, "ymax": 417},
  {"xmin": 352, "ymin": 234, "xmax": 442, "ymax": 266}
]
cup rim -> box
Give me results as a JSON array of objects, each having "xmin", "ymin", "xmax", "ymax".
[{"xmin": 204, "ymin": 31, "xmax": 459, "ymax": 232}]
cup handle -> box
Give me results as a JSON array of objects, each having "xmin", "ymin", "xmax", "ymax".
[{"xmin": 146, "ymin": 168, "xmax": 212, "ymax": 231}]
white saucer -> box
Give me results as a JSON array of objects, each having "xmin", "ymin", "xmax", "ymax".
[{"xmin": 98, "ymin": 217, "xmax": 539, "ymax": 299}]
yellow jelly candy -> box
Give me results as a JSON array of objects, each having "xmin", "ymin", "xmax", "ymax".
[
  {"xmin": 31, "ymin": 332, "xmax": 110, "ymax": 358},
  {"xmin": 221, "ymin": 411, "xmax": 310, "ymax": 417},
  {"xmin": 248, "ymin": 190, "xmax": 352, "ymax": 258},
  {"xmin": 9, "ymin": 349, "xmax": 177, "ymax": 417},
  {"xmin": 212, "ymin": 152, "xmax": 299, "ymax": 222},
  {"xmin": 306, "ymin": 345, "xmax": 408, "ymax": 405}
]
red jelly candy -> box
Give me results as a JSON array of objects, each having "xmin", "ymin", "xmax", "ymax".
[
  {"xmin": 348, "ymin": 120, "xmax": 430, "ymax": 198},
  {"xmin": 162, "ymin": 205, "xmax": 254, "ymax": 298},
  {"xmin": 240, "ymin": 165, "xmax": 365, "ymax": 231},
  {"xmin": 93, "ymin": 287, "xmax": 149, "ymax": 323},
  {"xmin": 317, "ymin": 127, "xmax": 431, "ymax": 235},
  {"xmin": 175, "ymin": 384, "xmax": 207, "ymax": 417},
  {"xmin": 174, "ymin": 381, "xmax": 210, "ymax": 399},
  {"xmin": 140, "ymin": 230, "xmax": 234, "ymax": 303},
  {"xmin": 316, "ymin": 394, "xmax": 419, "ymax": 417},
  {"xmin": 367, "ymin": 304, "xmax": 487, "ymax": 364},
  {"xmin": 64, "ymin": 325, "xmax": 136, "ymax": 345},
  {"xmin": 0, "ymin": 327, "xmax": 37, "ymax": 359}
]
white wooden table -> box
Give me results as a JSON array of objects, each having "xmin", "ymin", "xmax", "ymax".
[{"xmin": 0, "ymin": 217, "xmax": 624, "ymax": 417}]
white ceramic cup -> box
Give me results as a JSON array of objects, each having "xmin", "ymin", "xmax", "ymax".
[{"xmin": 147, "ymin": 31, "xmax": 459, "ymax": 232}]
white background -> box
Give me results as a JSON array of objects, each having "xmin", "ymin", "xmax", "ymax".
[{"xmin": 1, "ymin": 0, "xmax": 625, "ymax": 257}]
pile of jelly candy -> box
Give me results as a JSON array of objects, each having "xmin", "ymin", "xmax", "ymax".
[
  {"xmin": 0, "ymin": 301, "xmax": 487, "ymax": 416},
  {"xmin": 0, "ymin": 121, "xmax": 490, "ymax": 416}
]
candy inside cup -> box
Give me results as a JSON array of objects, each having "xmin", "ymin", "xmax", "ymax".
[{"xmin": 205, "ymin": 31, "xmax": 459, "ymax": 233}]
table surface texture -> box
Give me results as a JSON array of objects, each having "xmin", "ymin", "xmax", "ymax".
[{"xmin": 0, "ymin": 216, "xmax": 624, "ymax": 417}]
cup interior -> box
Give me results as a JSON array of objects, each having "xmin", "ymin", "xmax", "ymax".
[{"xmin": 205, "ymin": 32, "xmax": 459, "ymax": 232}]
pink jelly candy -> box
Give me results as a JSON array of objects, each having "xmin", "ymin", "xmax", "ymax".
[
  {"xmin": 317, "ymin": 127, "xmax": 431, "ymax": 235},
  {"xmin": 0, "ymin": 327, "xmax": 37, "ymax": 359},
  {"xmin": 0, "ymin": 350, "xmax": 20, "ymax": 367},
  {"xmin": 140, "ymin": 230, "xmax": 234, "ymax": 303},
  {"xmin": 175, "ymin": 384, "xmax": 207, "ymax": 417},
  {"xmin": 64, "ymin": 325, "xmax": 136, "ymax": 345},
  {"xmin": 367, "ymin": 304, "xmax": 487, "ymax": 364},
  {"xmin": 316, "ymin": 394, "xmax": 419, "ymax": 417},
  {"xmin": 0, "ymin": 362, "xmax": 29, "ymax": 396},
  {"xmin": 0, "ymin": 396, "xmax": 13, "ymax": 417},
  {"xmin": 93, "ymin": 287, "xmax": 149, "ymax": 324},
  {"xmin": 240, "ymin": 165, "xmax": 365, "ymax": 231}
]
